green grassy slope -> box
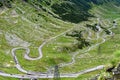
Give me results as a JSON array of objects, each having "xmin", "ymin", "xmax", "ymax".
[
  {"xmin": 0, "ymin": 0, "xmax": 73, "ymax": 79},
  {"xmin": 0, "ymin": 0, "xmax": 120, "ymax": 80}
]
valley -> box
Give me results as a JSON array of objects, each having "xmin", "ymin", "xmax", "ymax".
[{"xmin": 0, "ymin": 0, "xmax": 120, "ymax": 80}]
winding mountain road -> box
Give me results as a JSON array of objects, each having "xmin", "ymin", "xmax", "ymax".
[
  {"xmin": 0, "ymin": 65, "xmax": 104, "ymax": 79},
  {"xmin": 59, "ymin": 18, "xmax": 105, "ymax": 67},
  {"xmin": 0, "ymin": 18, "xmax": 118, "ymax": 79}
]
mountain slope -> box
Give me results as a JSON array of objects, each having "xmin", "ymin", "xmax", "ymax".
[
  {"xmin": 1, "ymin": 0, "xmax": 120, "ymax": 23},
  {"xmin": 0, "ymin": 0, "xmax": 120, "ymax": 80}
]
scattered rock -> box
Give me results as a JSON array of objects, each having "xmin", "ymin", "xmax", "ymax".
[
  {"xmin": 13, "ymin": 20, "xmax": 18, "ymax": 24},
  {"xmin": 106, "ymin": 66, "xmax": 115, "ymax": 72},
  {"xmin": 5, "ymin": 50, "xmax": 10, "ymax": 54},
  {"xmin": 11, "ymin": 10, "xmax": 19, "ymax": 17},
  {"xmin": 5, "ymin": 33, "xmax": 31, "ymax": 47},
  {"xmin": 112, "ymin": 64, "xmax": 120, "ymax": 79},
  {"xmin": 90, "ymin": 74, "xmax": 100, "ymax": 80}
]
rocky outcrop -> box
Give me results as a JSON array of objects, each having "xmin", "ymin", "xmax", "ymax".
[
  {"xmin": 112, "ymin": 64, "xmax": 120, "ymax": 79},
  {"xmin": 5, "ymin": 33, "xmax": 30, "ymax": 47}
]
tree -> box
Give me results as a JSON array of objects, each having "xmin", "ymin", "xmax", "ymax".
[{"xmin": 0, "ymin": 0, "xmax": 12, "ymax": 8}]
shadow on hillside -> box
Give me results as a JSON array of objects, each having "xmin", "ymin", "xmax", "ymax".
[{"xmin": 51, "ymin": 0, "xmax": 93, "ymax": 23}]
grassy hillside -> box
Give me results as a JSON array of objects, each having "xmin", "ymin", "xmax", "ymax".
[{"xmin": 0, "ymin": 0, "xmax": 120, "ymax": 80}]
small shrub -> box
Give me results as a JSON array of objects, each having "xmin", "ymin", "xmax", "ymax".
[
  {"xmin": 0, "ymin": 2, "xmax": 3, "ymax": 7},
  {"xmin": 114, "ymin": 50, "xmax": 120, "ymax": 58}
]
